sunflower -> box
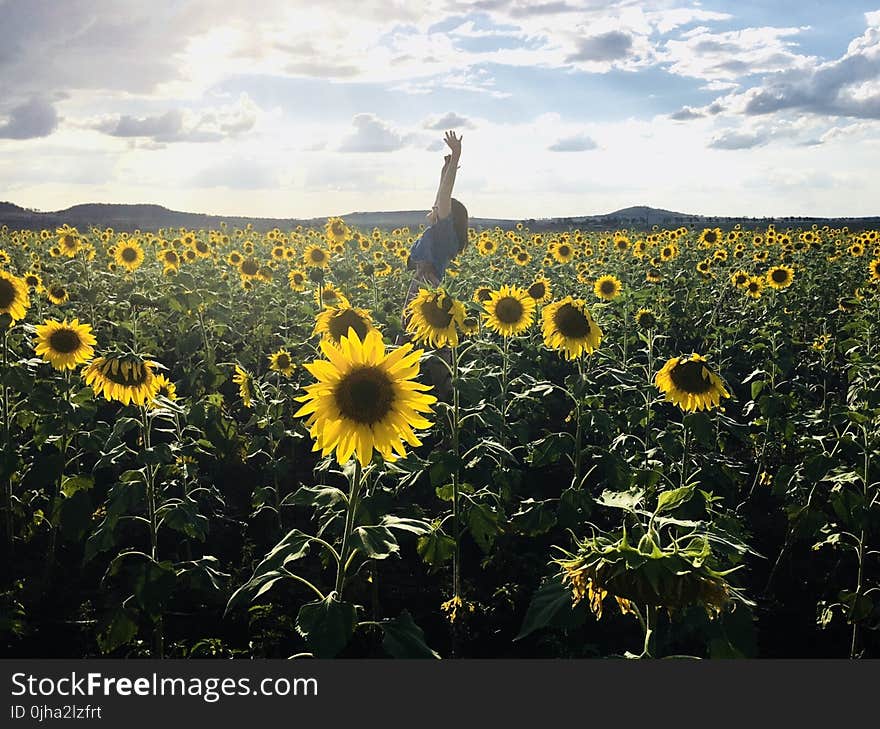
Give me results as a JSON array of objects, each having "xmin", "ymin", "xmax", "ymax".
[
  {"xmin": 478, "ymin": 239, "xmax": 497, "ymax": 256},
  {"xmin": 541, "ymin": 297, "xmax": 602, "ymax": 359},
  {"xmin": 232, "ymin": 365, "xmax": 255, "ymax": 408},
  {"xmin": 730, "ymin": 270, "xmax": 750, "ymax": 289},
  {"xmin": 460, "ymin": 315, "xmax": 480, "ymax": 336},
  {"xmin": 473, "ymin": 286, "xmax": 493, "ymax": 304},
  {"xmin": 114, "ymin": 240, "xmax": 145, "ymax": 272},
  {"xmin": 227, "ymin": 251, "xmax": 243, "ymax": 266},
  {"xmin": 0, "ymin": 269, "xmax": 30, "ymax": 322},
  {"xmin": 33, "ymin": 318, "xmax": 96, "ymax": 370},
  {"xmin": 238, "ymin": 257, "xmax": 261, "ymax": 279},
  {"xmin": 699, "ymin": 228, "xmax": 721, "ymax": 247},
  {"xmin": 294, "ymin": 328, "xmax": 437, "ymax": 468},
  {"xmin": 526, "ymin": 276, "xmax": 552, "ymax": 304},
  {"xmin": 696, "ymin": 259, "xmax": 712, "ymax": 277},
  {"xmin": 551, "ymin": 242, "xmax": 575, "ymax": 264},
  {"xmin": 24, "ymin": 271, "xmax": 44, "ymax": 292},
  {"xmin": 158, "ymin": 249, "xmax": 181, "ymax": 273},
  {"xmin": 482, "ymin": 285, "xmax": 535, "ymax": 337},
  {"xmin": 655, "ymin": 354, "xmax": 729, "ymax": 412},
  {"xmin": 646, "ymin": 268, "xmax": 661, "ymax": 284},
  {"xmin": 659, "ymin": 244, "xmax": 677, "ymax": 262},
  {"xmin": 406, "ymin": 289, "xmax": 465, "ymax": 348},
  {"xmin": 288, "ymin": 269, "xmax": 307, "ymax": 291},
  {"xmin": 304, "ymin": 245, "xmax": 331, "ymax": 268},
  {"xmin": 325, "ymin": 217, "xmax": 350, "ymax": 245},
  {"xmin": 268, "ymin": 348, "xmax": 296, "ymax": 377},
  {"xmin": 514, "ymin": 250, "xmax": 531, "ymax": 266},
  {"xmin": 594, "ymin": 274, "xmax": 622, "ymax": 301},
  {"xmin": 870, "ymin": 258, "xmax": 880, "ymax": 283},
  {"xmin": 82, "ymin": 354, "xmax": 161, "ymax": 406},
  {"xmin": 46, "ymin": 283, "xmax": 69, "ymax": 306},
  {"xmin": 315, "ymin": 305, "xmax": 375, "ymax": 345},
  {"xmin": 764, "ymin": 265, "xmax": 794, "ymax": 290},
  {"xmin": 745, "ymin": 276, "xmax": 764, "ymax": 299},
  {"xmin": 190, "ymin": 238, "xmax": 212, "ymax": 259},
  {"xmin": 634, "ymin": 309, "xmax": 658, "ymax": 330},
  {"xmin": 56, "ymin": 227, "xmax": 81, "ymax": 258}
]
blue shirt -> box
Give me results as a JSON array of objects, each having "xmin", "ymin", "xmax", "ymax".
[{"xmin": 408, "ymin": 214, "xmax": 459, "ymax": 279}]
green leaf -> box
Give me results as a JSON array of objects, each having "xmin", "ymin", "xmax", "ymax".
[
  {"xmin": 351, "ymin": 525, "xmax": 400, "ymax": 560},
  {"xmin": 96, "ymin": 605, "xmax": 140, "ymax": 654},
  {"xmin": 380, "ymin": 516, "xmax": 433, "ymax": 536},
  {"xmin": 467, "ymin": 502, "xmax": 504, "ymax": 551},
  {"xmin": 225, "ymin": 529, "xmax": 313, "ymax": 614},
  {"xmin": 515, "ymin": 575, "xmax": 583, "ymax": 640},
  {"xmin": 655, "ymin": 485, "xmax": 696, "ymax": 515},
  {"xmin": 158, "ymin": 499, "xmax": 209, "ymax": 542},
  {"xmin": 61, "ymin": 474, "xmax": 94, "ymax": 497},
  {"xmin": 510, "ymin": 499, "xmax": 556, "ymax": 537},
  {"xmin": 381, "ymin": 610, "xmax": 441, "ymax": 659},
  {"xmin": 435, "ymin": 481, "xmax": 475, "ymax": 502},
  {"xmin": 596, "ymin": 488, "xmax": 644, "ymax": 513},
  {"xmin": 296, "ymin": 595, "xmax": 358, "ymax": 658},
  {"xmin": 416, "ymin": 529, "xmax": 455, "ymax": 569}
]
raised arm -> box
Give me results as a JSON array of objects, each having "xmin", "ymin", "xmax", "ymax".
[{"xmin": 434, "ymin": 130, "xmax": 462, "ymax": 220}]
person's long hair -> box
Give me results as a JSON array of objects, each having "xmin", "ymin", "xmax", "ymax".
[{"xmin": 451, "ymin": 198, "xmax": 468, "ymax": 253}]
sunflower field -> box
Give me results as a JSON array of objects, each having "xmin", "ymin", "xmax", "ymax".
[{"xmin": 1, "ymin": 219, "xmax": 879, "ymax": 659}]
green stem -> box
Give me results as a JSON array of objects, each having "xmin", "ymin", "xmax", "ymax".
[
  {"xmin": 500, "ymin": 335, "xmax": 510, "ymax": 448},
  {"xmin": 642, "ymin": 604, "xmax": 658, "ymax": 658},
  {"xmin": 141, "ymin": 407, "xmax": 163, "ymax": 658},
  {"xmin": 572, "ymin": 357, "xmax": 584, "ymax": 489},
  {"xmin": 334, "ymin": 460, "xmax": 363, "ymax": 598},
  {"xmin": 2, "ymin": 328, "xmax": 12, "ymax": 555},
  {"xmin": 680, "ymin": 423, "xmax": 689, "ymax": 488}
]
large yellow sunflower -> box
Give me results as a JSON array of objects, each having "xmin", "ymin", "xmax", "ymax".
[
  {"xmin": 541, "ymin": 297, "xmax": 602, "ymax": 359},
  {"xmin": 83, "ymin": 354, "xmax": 161, "ymax": 406},
  {"xmin": 655, "ymin": 354, "xmax": 729, "ymax": 412},
  {"xmin": 294, "ymin": 328, "xmax": 437, "ymax": 468},
  {"xmin": 33, "ymin": 318, "xmax": 96, "ymax": 370},
  {"xmin": 551, "ymin": 241, "xmax": 576, "ymax": 264},
  {"xmin": 870, "ymin": 257, "xmax": 880, "ymax": 283},
  {"xmin": 594, "ymin": 274, "xmax": 622, "ymax": 301},
  {"xmin": 406, "ymin": 289, "xmax": 465, "ymax": 348},
  {"xmin": 766, "ymin": 265, "xmax": 794, "ymax": 290},
  {"xmin": 114, "ymin": 241, "xmax": 145, "ymax": 272},
  {"xmin": 304, "ymin": 245, "xmax": 331, "ymax": 268},
  {"xmin": 315, "ymin": 304, "xmax": 375, "ymax": 345},
  {"xmin": 482, "ymin": 285, "xmax": 535, "ymax": 337},
  {"xmin": 0, "ymin": 269, "xmax": 30, "ymax": 322}
]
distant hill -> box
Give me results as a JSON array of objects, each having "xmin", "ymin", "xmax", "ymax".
[{"xmin": 1, "ymin": 201, "xmax": 878, "ymax": 233}]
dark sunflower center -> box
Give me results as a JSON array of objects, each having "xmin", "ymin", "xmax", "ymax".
[
  {"xmin": 50, "ymin": 286, "xmax": 66, "ymax": 299},
  {"xmin": 748, "ymin": 282, "xmax": 759, "ymax": 292},
  {"xmin": 735, "ymin": 274, "xmax": 747, "ymax": 285},
  {"xmin": 121, "ymin": 247, "xmax": 138, "ymax": 262},
  {"xmin": 310, "ymin": 249, "xmax": 325, "ymax": 262},
  {"xmin": 101, "ymin": 360, "xmax": 150, "ymax": 386},
  {"xmin": 420, "ymin": 299, "xmax": 453, "ymax": 329},
  {"xmin": 494, "ymin": 296, "xmax": 524, "ymax": 324},
  {"xmin": 771, "ymin": 269, "xmax": 788, "ymax": 283},
  {"xmin": 61, "ymin": 235, "xmax": 76, "ymax": 248},
  {"xmin": 705, "ymin": 232, "xmax": 717, "ymax": 243},
  {"xmin": 276, "ymin": 354, "xmax": 291, "ymax": 370},
  {"xmin": 324, "ymin": 289, "xmax": 340, "ymax": 302},
  {"xmin": 0, "ymin": 278, "xmax": 15, "ymax": 308},
  {"xmin": 637, "ymin": 311, "xmax": 657, "ymax": 328},
  {"xmin": 476, "ymin": 288, "xmax": 491, "ymax": 302},
  {"xmin": 669, "ymin": 359, "xmax": 712, "ymax": 394},
  {"xmin": 164, "ymin": 252, "xmax": 178, "ymax": 263},
  {"xmin": 48, "ymin": 328, "xmax": 82, "ymax": 354},
  {"xmin": 26, "ymin": 275, "xmax": 39, "ymax": 287},
  {"xmin": 241, "ymin": 259, "xmax": 259, "ymax": 276},
  {"xmin": 600, "ymin": 280, "xmax": 616, "ymax": 295},
  {"xmin": 553, "ymin": 303, "xmax": 591, "ymax": 338},
  {"xmin": 331, "ymin": 222, "xmax": 345, "ymax": 236},
  {"xmin": 293, "ymin": 273, "xmax": 304, "ymax": 284},
  {"xmin": 329, "ymin": 309, "xmax": 370, "ymax": 341},
  {"xmin": 558, "ymin": 245, "xmax": 571, "ymax": 257},
  {"xmin": 334, "ymin": 366, "xmax": 395, "ymax": 425},
  {"xmin": 527, "ymin": 282, "xmax": 546, "ymax": 299},
  {"xmin": 196, "ymin": 241, "xmax": 208, "ymax": 253}
]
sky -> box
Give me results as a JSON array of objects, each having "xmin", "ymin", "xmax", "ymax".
[{"xmin": 1, "ymin": 0, "xmax": 879, "ymax": 219}]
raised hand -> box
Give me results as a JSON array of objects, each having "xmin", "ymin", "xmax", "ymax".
[{"xmin": 444, "ymin": 130, "xmax": 462, "ymax": 157}]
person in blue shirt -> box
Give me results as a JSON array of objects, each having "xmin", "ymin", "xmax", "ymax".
[{"xmin": 400, "ymin": 130, "xmax": 468, "ymax": 399}]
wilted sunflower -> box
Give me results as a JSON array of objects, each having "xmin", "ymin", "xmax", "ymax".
[
  {"xmin": 0, "ymin": 269, "xmax": 30, "ymax": 322},
  {"xmin": 526, "ymin": 276, "xmax": 552, "ymax": 304},
  {"xmin": 594, "ymin": 274, "xmax": 622, "ymax": 301},
  {"xmin": 655, "ymin": 353, "xmax": 729, "ymax": 412},
  {"xmin": 33, "ymin": 318, "xmax": 96, "ymax": 370},
  {"xmin": 325, "ymin": 217, "xmax": 350, "ymax": 245},
  {"xmin": 407, "ymin": 289, "xmax": 465, "ymax": 348},
  {"xmin": 232, "ymin": 365, "xmax": 255, "ymax": 408},
  {"xmin": 482, "ymin": 285, "xmax": 535, "ymax": 337},
  {"xmin": 634, "ymin": 309, "xmax": 658, "ymax": 330},
  {"xmin": 745, "ymin": 276, "xmax": 764, "ymax": 299},
  {"xmin": 83, "ymin": 354, "xmax": 160, "ymax": 406},
  {"xmin": 114, "ymin": 241, "xmax": 145, "ymax": 272},
  {"xmin": 294, "ymin": 328, "xmax": 437, "ymax": 468},
  {"xmin": 541, "ymin": 296, "xmax": 602, "ymax": 359},
  {"xmin": 766, "ymin": 265, "xmax": 794, "ymax": 289},
  {"xmin": 268, "ymin": 348, "xmax": 295, "ymax": 377},
  {"xmin": 288, "ymin": 269, "xmax": 307, "ymax": 291},
  {"xmin": 304, "ymin": 245, "xmax": 331, "ymax": 268},
  {"xmin": 730, "ymin": 270, "xmax": 750, "ymax": 289},
  {"xmin": 315, "ymin": 304, "xmax": 375, "ymax": 345}
]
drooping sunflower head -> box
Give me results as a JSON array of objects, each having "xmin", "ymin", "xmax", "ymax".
[
  {"xmin": 460, "ymin": 315, "xmax": 480, "ymax": 336},
  {"xmin": 232, "ymin": 364, "xmax": 255, "ymax": 408},
  {"xmin": 33, "ymin": 318, "xmax": 96, "ymax": 370},
  {"xmin": 646, "ymin": 267, "xmax": 661, "ymax": 284},
  {"xmin": 0, "ymin": 269, "xmax": 30, "ymax": 322},
  {"xmin": 482, "ymin": 285, "xmax": 535, "ymax": 337},
  {"xmin": 766, "ymin": 265, "xmax": 794, "ymax": 289},
  {"xmin": 634, "ymin": 308, "xmax": 658, "ymax": 330},
  {"xmin": 870, "ymin": 257, "xmax": 880, "ymax": 283},
  {"xmin": 541, "ymin": 296, "xmax": 602, "ymax": 360},
  {"xmin": 114, "ymin": 241, "xmax": 145, "ymax": 272},
  {"xmin": 655, "ymin": 353, "xmax": 730, "ymax": 412},
  {"xmin": 473, "ymin": 286, "xmax": 493, "ymax": 304},
  {"xmin": 294, "ymin": 328, "xmax": 437, "ymax": 467},
  {"xmin": 407, "ymin": 289, "xmax": 465, "ymax": 348},
  {"xmin": 268, "ymin": 348, "xmax": 296, "ymax": 377},
  {"xmin": 82, "ymin": 353, "xmax": 161, "ymax": 406},
  {"xmin": 594, "ymin": 274, "xmax": 622, "ymax": 301},
  {"xmin": 315, "ymin": 305, "xmax": 375, "ymax": 345}
]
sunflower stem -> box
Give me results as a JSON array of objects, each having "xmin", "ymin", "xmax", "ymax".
[
  {"xmin": 335, "ymin": 459, "xmax": 363, "ymax": 598},
  {"xmin": 44, "ymin": 369, "xmax": 72, "ymax": 588},
  {"xmin": 500, "ymin": 335, "xmax": 510, "ymax": 449},
  {"xmin": 451, "ymin": 345, "xmax": 462, "ymax": 656},
  {"xmin": 1, "ymin": 327, "xmax": 12, "ymax": 557},
  {"xmin": 140, "ymin": 406, "xmax": 164, "ymax": 658},
  {"xmin": 644, "ymin": 328, "xmax": 655, "ymax": 470},
  {"xmin": 641, "ymin": 604, "xmax": 658, "ymax": 659},
  {"xmin": 572, "ymin": 357, "xmax": 584, "ymax": 489},
  {"xmin": 680, "ymin": 423, "xmax": 689, "ymax": 489}
]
